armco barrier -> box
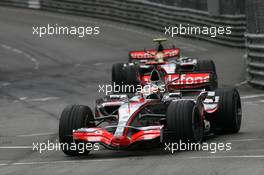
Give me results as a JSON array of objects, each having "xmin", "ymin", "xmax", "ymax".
[
  {"xmin": 0, "ymin": 0, "xmax": 246, "ymax": 47},
  {"xmin": 245, "ymin": 34, "xmax": 264, "ymax": 87},
  {"xmin": 0, "ymin": 0, "xmax": 29, "ymax": 8}
]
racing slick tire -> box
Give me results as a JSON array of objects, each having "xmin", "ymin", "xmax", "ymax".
[
  {"xmin": 166, "ymin": 100, "xmax": 203, "ymax": 143},
  {"xmin": 125, "ymin": 64, "xmax": 140, "ymax": 93},
  {"xmin": 196, "ymin": 59, "xmax": 218, "ymax": 90},
  {"xmin": 112, "ymin": 63, "xmax": 126, "ymax": 93},
  {"xmin": 212, "ymin": 88, "xmax": 242, "ymax": 134},
  {"xmin": 59, "ymin": 105, "xmax": 94, "ymax": 156}
]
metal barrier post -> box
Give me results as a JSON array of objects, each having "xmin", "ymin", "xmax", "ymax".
[{"xmin": 207, "ymin": 0, "xmax": 219, "ymax": 16}]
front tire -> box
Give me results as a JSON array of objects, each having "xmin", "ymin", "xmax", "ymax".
[
  {"xmin": 59, "ymin": 105, "xmax": 94, "ymax": 156},
  {"xmin": 166, "ymin": 100, "xmax": 203, "ymax": 143}
]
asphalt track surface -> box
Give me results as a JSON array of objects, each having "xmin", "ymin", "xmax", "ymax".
[{"xmin": 0, "ymin": 6, "xmax": 264, "ymax": 175}]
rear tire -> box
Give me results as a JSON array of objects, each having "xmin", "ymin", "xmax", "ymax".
[
  {"xmin": 59, "ymin": 105, "xmax": 94, "ymax": 156},
  {"xmin": 196, "ymin": 59, "xmax": 216, "ymax": 72},
  {"xmin": 125, "ymin": 65, "xmax": 140, "ymax": 93},
  {"xmin": 212, "ymin": 88, "xmax": 242, "ymax": 134},
  {"xmin": 112, "ymin": 63, "xmax": 126, "ymax": 93},
  {"xmin": 196, "ymin": 59, "xmax": 218, "ymax": 90},
  {"xmin": 166, "ymin": 100, "xmax": 203, "ymax": 143}
]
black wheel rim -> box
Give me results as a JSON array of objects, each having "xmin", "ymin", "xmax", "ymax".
[
  {"xmin": 192, "ymin": 106, "xmax": 203, "ymax": 142},
  {"xmin": 234, "ymin": 92, "xmax": 242, "ymax": 129}
]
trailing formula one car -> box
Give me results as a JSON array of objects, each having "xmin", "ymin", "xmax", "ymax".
[
  {"xmin": 112, "ymin": 38, "xmax": 218, "ymax": 92},
  {"xmin": 59, "ymin": 69, "xmax": 242, "ymax": 156}
]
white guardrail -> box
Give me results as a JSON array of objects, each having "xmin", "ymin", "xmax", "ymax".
[
  {"xmin": 0, "ymin": 0, "xmax": 246, "ymax": 47},
  {"xmin": 245, "ymin": 34, "xmax": 264, "ymax": 87},
  {"xmin": 3, "ymin": 0, "xmax": 264, "ymax": 88}
]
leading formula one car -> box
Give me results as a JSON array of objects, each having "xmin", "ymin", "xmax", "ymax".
[
  {"xmin": 59, "ymin": 69, "xmax": 242, "ymax": 156},
  {"xmin": 112, "ymin": 38, "xmax": 218, "ymax": 92}
]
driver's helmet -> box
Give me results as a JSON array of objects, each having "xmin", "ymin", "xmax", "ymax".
[
  {"xmin": 141, "ymin": 83, "xmax": 164, "ymax": 99},
  {"xmin": 155, "ymin": 52, "xmax": 165, "ymax": 63}
]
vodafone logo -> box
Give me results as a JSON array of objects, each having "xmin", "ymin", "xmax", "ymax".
[
  {"xmin": 166, "ymin": 73, "xmax": 210, "ymax": 85},
  {"xmin": 141, "ymin": 73, "xmax": 210, "ymax": 85}
]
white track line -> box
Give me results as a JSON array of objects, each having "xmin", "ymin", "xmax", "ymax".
[
  {"xmin": 13, "ymin": 159, "xmax": 120, "ymax": 165},
  {"xmin": 227, "ymin": 149, "xmax": 264, "ymax": 153},
  {"xmin": 0, "ymin": 164, "xmax": 8, "ymax": 166},
  {"xmin": 227, "ymin": 138, "xmax": 264, "ymax": 142},
  {"xmin": 0, "ymin": 43, "xmax": 39, "ymax": 70},
  {"xmin": 243, "ymin": 101, "xmax": 262, "ymax": 105},
  {"xmin": 241, "ymin": 94, "xmax": 264, "ymax": 99},
  {"xmin": 0, "ymin": 146, "xmax": 32, "ymax": 149},
  {"xmin": 17, "ymin": 132, "xmax": 57, "ymax": 137},
  {"xmin": 0, "ymin": 159, "xmax": 124, "ymax": 166},
  {"xmin": 0, "ymin": 82, "xmax": 11, "ymax": 87},
  {"xmin": 179, "ymin": 155, "xmax": 264, "ymax": 160},
  {"xmin": 25, "ymin": 97, "xmax": 60, "ymax": 102},
  {"xmin": 1, "ymin": 155, "xmax": 264, "ymax": 166},
  {"xmin": 235, "ymin": 80, "xmax": 248, "ymax": 86},
  {"xmin": 15, "ymin": 96, "xmax": 60, "ymax": 103},
  {"xmin": 12, "ymin": 161, "xmax": 80, "ymax": 166}
]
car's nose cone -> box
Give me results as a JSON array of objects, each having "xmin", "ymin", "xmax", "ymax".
[{"xmin": 111, "ymin": 136, "xmax": 131, "ymax": 147}]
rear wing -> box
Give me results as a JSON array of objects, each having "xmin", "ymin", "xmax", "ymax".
[
  {"xmin": 129, "ymin": 48, "xmax": 180, "ymax": 61},
  {"xmin": 140, "ymin": 73, "xmax": 211, "ymax": 90}
]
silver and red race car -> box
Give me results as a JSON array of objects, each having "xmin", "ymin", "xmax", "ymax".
[
  {"xmin": 59, "ymin": 68, "xmax": 242, "ymax": 156},
  {"xmin": 112, "ymin": 38, "xmax": 217, "ymax": 92}
]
